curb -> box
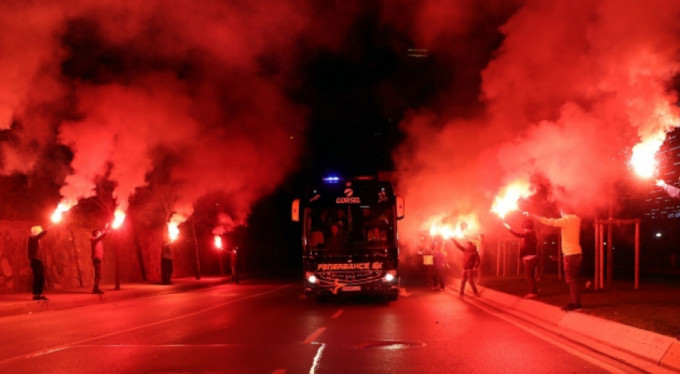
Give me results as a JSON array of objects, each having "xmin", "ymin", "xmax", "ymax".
[{"xmin": 448, "ymin": 277, "xmax": 680, "ymax": 373}]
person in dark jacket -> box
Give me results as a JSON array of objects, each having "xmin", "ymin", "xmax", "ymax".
[
  {"xmin": 91, "ymin": 226, "xmax": 111, "ymax": 294},
  {"xmin": 504, "ymin": 219, "xmax": 539, "ymax": 298},
  {"xmin": 28, "ymin": 225, "xmax": 49, "ymax": 301},
  {"xmin": 452, "ymin": 238, "xmax": 481, "ymax": 297},
  {"xmin": 161, "ymin": 241, "xmax": 173, "ymax": 285},
  {"xmin": 230, "ymin": 246, "xmax": 239, "ymax": 284}
]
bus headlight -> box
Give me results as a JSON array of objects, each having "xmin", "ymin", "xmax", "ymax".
[
  {"xmin": 384, "ymin": 270, "xmax": 397, "ymax": 282},
  {"xmin": 306, "ymin": 272, "xmax": 317, "ymax": 284}
]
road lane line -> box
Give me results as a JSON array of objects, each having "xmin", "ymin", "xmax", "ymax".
[
  {"xmin": 309, "ymin": 343, "xmax": 325, "ymax": 374},
  {"xmin": 0, "ymin": 283, "xmax": 294, "ymax": 366},
  {"xmin": 303, "ymin": 327, "xmax": 327, "ymax": 344},
  {"xmin": 331, "ymin": 309, "xmax": 343, "ymax": 318}
]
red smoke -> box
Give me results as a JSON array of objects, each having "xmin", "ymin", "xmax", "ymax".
[
  {"xmin": 2, "ymin": 0, "xmax": 680, "ymax": 242},
  {"xmin": 0, "ymin": 1, "xmax": 346, "ymax": 227},
  {"xmin": 393, "ymin": 0, "xmax": 680, "ymax": 240},
  {"xmin": 0, "ymin": 2, "xmax": 66, "ymax": 173}
]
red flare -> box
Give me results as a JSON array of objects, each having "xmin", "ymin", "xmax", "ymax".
[
  {"xmin": 491, "ymin": 180, "xmax": 533, "ymax": 220},
  {"xmin": 51, "ymin": 201, "xmax": 74, "ymax": 224},
  {"xmin": 111, "ymin": 209, "xmax": 126, "ymax": 229}
]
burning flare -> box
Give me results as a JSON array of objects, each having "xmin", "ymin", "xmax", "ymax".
[
  {"xmin": 111, "ymin": 209, "xmax": 126, "ymax": 229},
  {"xmin": 167, "ymin": 222, "xmax": 180, "ymax": 242},
  {"xmin": 51, "ymin": 201, "xmax": 75, "ymax": 223},
  {"xmin": 630, "ymin": 102, "xmax": 680, "ymax": 179},
  {"xmin": 428, "ymin": 214, "xmax": 479, "ymax": 240},
  {"xmin": 214, "ymin": 235, "xmax": 223, "ymax": 249},
  {"xmin": 167, "ymin": 213, "xmax": 186, "ymax": 242},
  {"xmin": 429, "ymin": 222, "xmax": 456, "ymax": 239},
  {"xmin": 630, "ymin": 136, "xmax": 663, "ymax": 179},
  {"xmin": 491, "ymin": 180, "xmax": 533, "ymax": 220}
]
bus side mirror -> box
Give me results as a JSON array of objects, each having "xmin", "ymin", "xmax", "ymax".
[
  {"xmin": 396, "ymin": 195, "xmax": 405, "ymax": 220},
  {"xmin": 291, "ymin": 199, "xmax": 300, "ymax": 222}
]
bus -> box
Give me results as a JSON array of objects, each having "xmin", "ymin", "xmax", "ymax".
[{"xmin": 291, "ymin": 175, "xmax": 404, "ymax": 301}]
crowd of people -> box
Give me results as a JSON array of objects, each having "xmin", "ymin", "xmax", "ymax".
[
  {"xmin": 419, "ymin": 174, "xmax": 680, "ymax": 313},
  {"xmin": 419, "ymin": 235, "xmax": 481, "ymax": 297},
  {"xmin": 27, "ymin": 177, "xmax": 680, "ymax": 305},
  {"xmin": 419, "ymin": 205, "xmax": 582, "ymax": 311}
]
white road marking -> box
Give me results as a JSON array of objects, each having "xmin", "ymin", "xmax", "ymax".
[
  {"xmin": 331, "ymin": 309, "xmax": 343, "ymax": 318},
  {"xmin": 309, "ymin": 343, "xmax": 325, "ymax": 374}
]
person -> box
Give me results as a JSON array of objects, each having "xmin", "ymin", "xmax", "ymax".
[
  {"xmin": 309, "ymin": 229, "xmax": 325, "ymax": 248},
  {"xmin": 432, "ymin": 245, "xmax": 448, "ymax": 291},
  {"xmin": 161, "ymin": 241, "xmax": 173, "ymax": 285},
  {"xmin": 525, "ymin": 209, "xmax": 582, "ymax": 311},
  {"xmin": 452, "ymin": 238, "xmax": 481, "ymax": 297},
  {"xmin": 368, "ymin": 226, "xmax": 386, "ymax": 241},
  {"xmin": 428, "ymin": 237, "xmax": 443, "ymax": 288},
  {"xmin": 28, "ymin": 225, "xmax": 49, "ymax": 301},
  {"xmin": 656, "ymin": 178, "xmax": 680, "ymax": 199},
  {"xmin": 325, "ymin": 223, "xmax": 346, "ymax": 250},
  {"xmin": 504, "ymin": 219, "xmax": 539, "ymax": 298},
  {"xmin": 335, "ymin": 208, "xmax": 348, "ymax": 231},
  {"xmin": 656, "ymin": 177, "xmax": 680, "ymax": 328},
  {"xmin": 230, "ymin": 246, "xmax": 239, "ymax": 284},
  {"xmin": 90, "ymin": 226, "xmax": 111, "ymax": 294}
]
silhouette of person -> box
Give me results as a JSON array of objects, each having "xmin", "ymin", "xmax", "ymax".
[
  {"xmin": 91, "ymin": 226, "xmax": 111, "ymax": 294},
  {"xmin": 28, "ymin": 225, "xmax": 49, "ymax": 301}
]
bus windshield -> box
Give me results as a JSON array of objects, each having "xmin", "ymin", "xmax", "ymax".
[{"xmin": 305, "ymin": 203, "xmax": 395, "ymax": 251}]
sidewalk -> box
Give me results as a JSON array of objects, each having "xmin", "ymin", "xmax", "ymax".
[
  {"xmin": 0, "ymin": 276, "xmax": 231, "ymax": 318},
  {"xmin": 447, "ymin": 276, "xmax": 680, "ymax": 373}
]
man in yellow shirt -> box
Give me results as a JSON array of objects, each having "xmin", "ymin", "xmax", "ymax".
[{"xmin": 525, "ymin": 210, "xmax": 582, "ymax": 311}]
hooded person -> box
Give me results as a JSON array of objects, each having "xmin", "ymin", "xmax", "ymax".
[{"xmin": 28, "ymin": 225, "xmax": 49, "ymax": 301}]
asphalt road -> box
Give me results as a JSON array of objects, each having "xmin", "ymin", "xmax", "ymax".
[{"xmin": 0, "ymin": 278, "xmax": 645, "ymax": 373}]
